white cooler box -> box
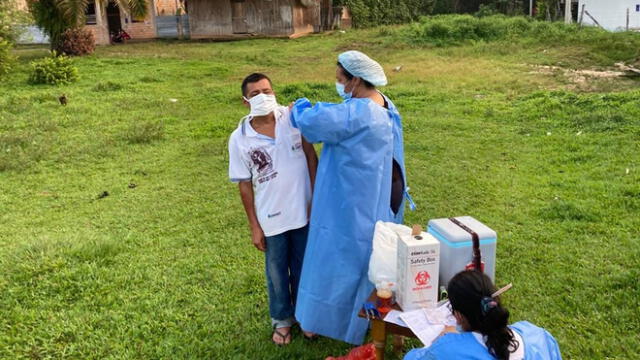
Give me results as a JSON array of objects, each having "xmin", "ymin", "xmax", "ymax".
[{"xmin": 427, "ymin": 216, "xmax": 497, "ymax": 289}]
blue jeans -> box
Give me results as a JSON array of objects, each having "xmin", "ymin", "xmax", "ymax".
[{"xmin": 265, "ymin": 224, "xmax": 309, "ymax": 328}]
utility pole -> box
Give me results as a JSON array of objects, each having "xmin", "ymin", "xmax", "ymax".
[
  {"xmin": 529, "ymin": 0, "xmax": 534, "ymax": 16},
  {"xmin": 565, "ymin": 0, "xmax": 572, "ymax": 24}
]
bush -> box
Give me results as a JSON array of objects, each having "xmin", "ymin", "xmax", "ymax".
[
  {"xmin": 29, "ymin": 51, "xmax": 79, "ymax": 85},
  {"xmin": 0, "ymin": 0, "xmax": 19, "ymax": 78},
  {"xmin": 58, "ymin": 28, "xmax": 95, "ymax": 56},
  {"xmin": 401, "ymin": 14, "xmax": 640, "ymax": 63},
  {"xmin": 344, "ymin": 0, "xmax": 436, "ymax": 28},
  {"xmin": 0, "ymin": 39, "xmax": 14, "ymax": 77}
]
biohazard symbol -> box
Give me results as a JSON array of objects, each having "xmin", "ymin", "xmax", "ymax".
[{"xmin": 415, "ymin": 271, "xmax": 430, "ymax": 286}]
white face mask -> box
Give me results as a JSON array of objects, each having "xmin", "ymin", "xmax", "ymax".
[
  {"xmin": 335, "ymin": 82, "xmax": 352, "ymax": 100},
  {"xmin": 244, "ymin": 93, "xmax": 278, "ymax": 117}
]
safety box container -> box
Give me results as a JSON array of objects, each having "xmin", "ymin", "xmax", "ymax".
[{"xmin": 396, "ymin": 230, "xmax": 440, "ymax": 311}]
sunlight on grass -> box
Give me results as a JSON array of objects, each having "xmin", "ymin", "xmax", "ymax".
[{"xmin": 1, "ymin": 23, "xmax": 639, "ymax": 359}]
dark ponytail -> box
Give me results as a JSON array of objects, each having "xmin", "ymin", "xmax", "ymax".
[{"xmin": 447, "ymin": 271, "xmax": 519, "ymax": 360}]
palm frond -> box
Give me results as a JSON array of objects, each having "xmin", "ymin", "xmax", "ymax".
[
  {"xmin": 97, "ymin": 0, "xmax": 147, "ymax": 18},
  {"xmin": 54, "ymin": 0, "xmax": 90, "ymax": 27},
  {"xmin": 127, "ymin": 0, "xmax": 149, "ymax": 18}
]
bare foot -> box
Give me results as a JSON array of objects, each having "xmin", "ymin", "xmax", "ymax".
[{"xmin": 272, "ymin": 326, "xmax": 292, "ymax": 345}]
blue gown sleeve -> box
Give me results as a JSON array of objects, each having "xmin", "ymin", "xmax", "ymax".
[
  {"xmin": 290, "ymin": 97, "xmax": 354, "ymax": 145},
  {"xmin": 403, "ymin": 348, "xmax": 436, "ymax": 360}
]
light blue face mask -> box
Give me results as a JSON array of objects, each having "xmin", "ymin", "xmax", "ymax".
[{"xmin": 335, "ymin": 82, "xmax": 352, "ymax": 101}]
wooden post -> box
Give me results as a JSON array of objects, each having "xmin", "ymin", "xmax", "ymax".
[
  {"xmin": 584, "ymin": 10, "xmax": 602, "ymax": 28},
  {"xmin": 564, "ymin": 0, "xmax": 572, "ymax": 24},
  {"xmin": 371, "ymin": 320, "xmax": 387, "ymax": 360},
  {"xmin": 627, "ymin": 8, "xmax": 630, "ymax": 31},
  {"xmin": 579, "ymin": 4, "xmax": 586, "ymax": 25}
]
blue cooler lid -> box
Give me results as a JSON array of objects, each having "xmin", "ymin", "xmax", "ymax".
[{"xmin": 427, "ymin": 216, "xmax": 496, "ymax": 248}]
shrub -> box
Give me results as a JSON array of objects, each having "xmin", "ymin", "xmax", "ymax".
[
  {"xmin": 29, "ymin": 51, "xmax": 79, "ymax": 85},
  {"xmin": 401, "ymin": 14, "xmax": 640, "ymax": 63},
  {"xmin": 0, "ymin": 39, "xmax": 14, "ymax": 77},
  {"xmin": 344, "ymin": 0, "xmax": 436, "ymax": 28},
  {"xmin": 0, "ymin": 0, "xmax": 19, "ymax": 79},
  {"xmin": 58, "ymin": 28, "xmax": 95, "ymax": 56}
]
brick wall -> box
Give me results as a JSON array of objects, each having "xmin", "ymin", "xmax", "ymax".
[
  {"xmin": 120, "ymin": 2, "xmax": 157, "ymax": 40},
  {"xmin": 86, "ymin": 24, "xmax": 110, "ymax": 45},
  {"xmin": 123, "ymin": 19, "xmax": 156, "ymax": 39}
]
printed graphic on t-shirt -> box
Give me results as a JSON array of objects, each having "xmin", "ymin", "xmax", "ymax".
[{"xmin": 249, "ymin": 147, "xmax": 278, "ymax": 184}]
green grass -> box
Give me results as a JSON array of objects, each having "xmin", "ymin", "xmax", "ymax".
[{"xmin": 1, "ymin": 24, "xmax": 639, "ymax": 359}]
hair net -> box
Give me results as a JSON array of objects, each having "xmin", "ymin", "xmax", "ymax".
[{"xmin": 338, "ymin": 50, "xmax": 388, "ymax": 86}]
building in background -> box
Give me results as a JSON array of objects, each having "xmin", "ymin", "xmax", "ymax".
[
  {"xmin": 187, "ymin": 0, "xmax": 321, "ymax": 39},
  {"xmin": 12, "ymin": 0, "xmax": 175, "ymax": 45},
  {"xmin": 83, "ymin": 0, "xmax": 158, "ymax": 44},
  {"xmin": 12, "ymin": 0, "xmax": 348, "ymax": 45}
]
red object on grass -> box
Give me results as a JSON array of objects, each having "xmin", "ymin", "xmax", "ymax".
[{"xmin": 325, "ymin": 343, "xmax": 376, "ymax": 360}]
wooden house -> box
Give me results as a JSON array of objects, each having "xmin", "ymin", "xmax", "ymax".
[{"xmin": 187, "ymin": 0, "xmax": 321, "ymax": 39}]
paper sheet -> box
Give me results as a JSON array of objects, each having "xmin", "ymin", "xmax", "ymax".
[
  {"xmin": 399, "ymin": 310, "xmax": 444, "ymax": 347},
  {"xmin": 397, "ymin": 301, "xmax": 456, "ymax": 346},
  {"xmin": 383, "ymin": 310, "xmax": 407, "ymax": 327},
  {"xmin": 424, "ymin": 301, "xmax": 457, "ymax": 326}
]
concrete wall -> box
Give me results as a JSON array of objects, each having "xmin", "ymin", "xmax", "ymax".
[
  {"xmin": 578, "ymin": 0, "xmax": 640, "ymax": 31},
  {"xmin": 15, "ymin": 25, "xmax": 49, "ymax": 44}
]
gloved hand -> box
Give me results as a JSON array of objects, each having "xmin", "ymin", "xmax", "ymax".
[{"xmin": 325, "ymin": 343, "xmax": 376, "ymax": 360}]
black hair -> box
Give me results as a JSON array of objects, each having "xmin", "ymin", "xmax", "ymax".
[
  {"xmin": 241, "ymin": 73, "xmax": 272, "ymax": 97},
  {"xmin": 336, "ymin": 62, "xmax": 375, "ymax": 89},
  {"xmin": 447, "ymin": 270, "xmax": 519, "ymax": 360}
]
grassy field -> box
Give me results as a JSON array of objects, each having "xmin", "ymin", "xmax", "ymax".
[{"xmin": 1, "ymin": 23, "xmax": 639, "ymax": 359}]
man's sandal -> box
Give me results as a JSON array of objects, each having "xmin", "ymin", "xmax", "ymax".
[
  {"xmin": 302, "ymin": 331, "xmax": 319, "ymax": 341},
  {"xmin": 271, "ymin": 325, "xmax": 292, "ymax": 346}
]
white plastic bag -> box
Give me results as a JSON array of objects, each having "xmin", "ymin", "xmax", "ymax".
[{"xmin": 368, "ymin": 221, "xmax": 412, "ymax": 285}]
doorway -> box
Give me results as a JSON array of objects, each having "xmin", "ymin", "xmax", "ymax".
[
  {"xmin": 231, "ymin": 0, "xmax": 248, "ymax": 34},
  {"xmin": 106, "ymin": 2, "xmax": 122, "ymax": 36}
]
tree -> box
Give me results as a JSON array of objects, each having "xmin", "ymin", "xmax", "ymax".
[
  {"xmin": 27, "ymin": 0, "xmax": 148, "ymax": 50},
  {"xmin": 433, "ymin": 0, "xmax": 527, "ymax": 15},
  {"xmin": 344, "ymin": 0, "xmax": 436, "ymax": 28},
  {"xmin": 0, "ymin": 0, "xmax": 20, "ymax": 77}
]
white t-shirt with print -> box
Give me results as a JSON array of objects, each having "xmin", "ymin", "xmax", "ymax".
[
  {"xmin": 228, "ymin": 106, "xmax": 311, "ymax": 237},
  {"xmin": 471, "ymin": 330, "xmax": 525, "ymax": 360}
]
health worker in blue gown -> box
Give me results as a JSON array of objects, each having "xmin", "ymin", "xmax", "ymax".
[
  {"xmin": 291, "ymin": 50, "xmax": 412, "ymax": 344},
  {"xmin": 404, "ymin": 270, "xmax": 562, "ymax": 360}
]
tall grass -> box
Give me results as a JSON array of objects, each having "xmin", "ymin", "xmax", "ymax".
[{"xmin": 400, "ymin": 15, "xmax": 640, "ymax": 63}]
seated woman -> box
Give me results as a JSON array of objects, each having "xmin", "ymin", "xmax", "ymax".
[{"xmin": 404, "ymin": 270, "xmax": 562, "ymax": 360}]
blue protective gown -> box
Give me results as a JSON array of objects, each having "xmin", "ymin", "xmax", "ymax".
[
  {"xmin": 291, "ymin": 94, "xmax": 407, "ymax": 344},
  {"xmin": 403, "ymin": 321, "xmax": 562, "ymax": 360}
]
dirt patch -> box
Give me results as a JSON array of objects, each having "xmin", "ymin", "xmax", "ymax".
[{"xmin": 528, "ymin": 64, "xmax": 639, "ymax": 90}]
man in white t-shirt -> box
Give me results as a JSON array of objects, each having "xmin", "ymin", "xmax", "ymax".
[{"xmin": 228, "ymin": 73, "xmax": 318, "ymax": 345}]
